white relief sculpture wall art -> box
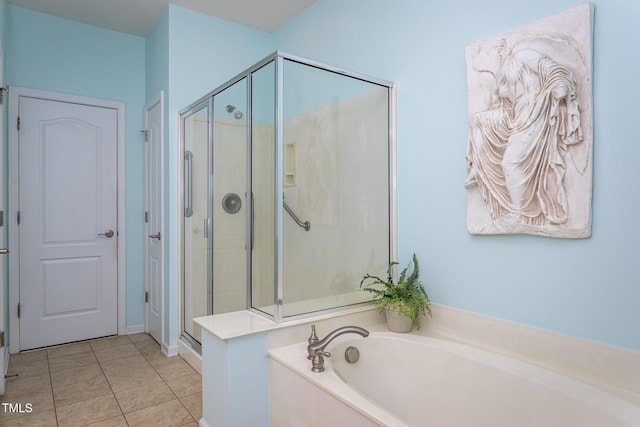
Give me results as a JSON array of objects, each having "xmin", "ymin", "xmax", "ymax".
[{"xmin": 464, "ymin": 3, "xmax": 593, "ymax": 238}]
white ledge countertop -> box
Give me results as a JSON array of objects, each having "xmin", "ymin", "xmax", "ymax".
[
  {"xmin": 193, "ymin": 306, "xmax": 376, "ymax": 341},
  {"xmin": 194, "ymin": 311, "xmax": 278, "ymax": 340}
]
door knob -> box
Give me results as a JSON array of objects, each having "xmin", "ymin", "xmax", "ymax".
[
  {"xmin": 149, "ymin": 232, "xmax": 161, "ymax": 240},
  {"xmin": 0, "ymin": 248, "xmax": 9, "ymax": 255},
  {"xmin": 98, "ymin": 230, "xmax": 115, "ymax": 238}
]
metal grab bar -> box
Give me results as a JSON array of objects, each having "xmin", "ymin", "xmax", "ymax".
[
  {"xmin": 283, "ymin": 197, "xmax": 311, "ymax": 231},
  {"xmin": 184, "ymin": 151, "xmax": 193, "ymax": 217}
]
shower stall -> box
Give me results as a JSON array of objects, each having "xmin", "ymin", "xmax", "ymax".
[{"xmin": 180, "ymin": 51, "xmax": 396, "ymax": 349}]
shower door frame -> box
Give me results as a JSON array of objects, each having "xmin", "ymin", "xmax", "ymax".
[
  {"xmin": 178, "ymin": 51, "xmax": 397, "ymax": 348},
  {"xmin": 179, "ymin": 96, "xmax": 214, "ymax": 352},
  {"xmin": 265, "ymin": 51, "xmax": 398, "ymax": 322}
]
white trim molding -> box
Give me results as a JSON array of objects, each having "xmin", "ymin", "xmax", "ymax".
[
  {"xmin": 162, "ymin": 342, "xmax": 180, "ymax": 357},
  {"xmin": 126, "ymin": 324, "xmax": 145, "ymax": 335}
]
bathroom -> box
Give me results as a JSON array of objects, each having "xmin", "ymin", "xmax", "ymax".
[{"xmin": 4, "ymin": 0, "xmax": 639, "ymax": 425}]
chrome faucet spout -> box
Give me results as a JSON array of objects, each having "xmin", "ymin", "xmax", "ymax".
[{"xmin": 306, "ymin": 325, "xmax": 369, "ymax": 372}]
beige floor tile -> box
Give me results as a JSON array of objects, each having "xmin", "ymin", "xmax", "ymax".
[
  {"xmin": 0, "ymin": 408, "xmax": 57, "ymax": 427},
  {"xmin": 114, "ymin": 380, "xmax": 176, "ymax": 414},
  {"xmin": 128, "ymin": 333, "xmax": 156, "ymax": 344},
  {"xmin": 0, "ymin": 389, "xmax": 54, "ymax": 416},
  {"xmin": 105, "ymin": 364, "xmax": 163, "ymax": 392},
  {"xmin": 142, "ymin": 347, "xmax": 170, "ymax": 366},
  {"xmin": 124, "ymin": 399, "xmax": 194, "ymax": 427},
  {"xmin": 2, "ymin": 373, "xmax": 51, "ymax": 397},
  {"xmin": 48, "ymin": 350, "xmax": 98, "ymax": 372},
  {"xmin": 56, "ymin": 394, "xmax": 122, "ymax": 427},
  {"xmin": 99, "ymin": 354, "xmax": 150, "ymax": 377},
  {"xmin": 46, "ymin": 342, "xmax": 92, "ymax": 359},
  {"xmin": 94, "ymin": 343, "xmax": 141, "ymax": 363},
  {"xmin": 153, "ymin": 356, "xmax": 197, "ymax": 381},
  {"xmin": 53, "ymin": 375, "xmax": 112, "ymax": 407},
  {"xmin": 6, "ymin": 350, "xmax": 49, "ymax": 378},
  {"xmin": 1, "ymin": 373, "xmax": 53, "ymax": 421},
  {"xmin": 83, "ymin": 414, "xmax": 129, "ymax": 427},
  {"xmin": 179, "ymin": 392, "xmax": 202, "ymax": 420},
  {"xmin": 2, "ymin": 335, "xmax": 203, "ymax": 427},
  {"xmin": 7, "ymin": 349, "xmax": 47, "ymax": 363},
  {"xmin": 90, "ymin": 335, "xmax": 132, "ymax": 352},
  {"xmin": 133, "ymin": 339, "xmax": 161, "ymax": 355},
  {"xmin": 164, "ymin": 370, "xmax": 202, "ymax": 398},
  {"xmin": 50, "ymin": 364, "xmax": 105, "ymax": 392}
]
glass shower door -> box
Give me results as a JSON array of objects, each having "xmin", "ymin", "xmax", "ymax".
[
  {"xmin": 211, "ymin": 78, "xmax": 248, "ymax": 314},
  {"xmin": 183, "ymin": 101, "xmax": 211, "ymax": 345},
  {"xmin": 182, "ymin": 79, "xmax": 249, "ymax": 347}
]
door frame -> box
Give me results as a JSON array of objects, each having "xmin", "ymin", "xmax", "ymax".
[
  {"xmin": 8, "ymin": 86, "xmax": 127, "ymax": 352},
  {"xmin": 144, "ymin": 91, "xmax": 164, "ymax": 343},
  {"xmin": 0, "ymin": 42, "xmax": 6, "ymax": 394}
]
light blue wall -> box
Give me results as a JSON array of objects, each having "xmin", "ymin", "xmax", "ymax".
[
  {"xmin": 0, "ymin": 0, "xmax": 7, "ymax": 345},
  {"xmin": 6, "ymin": 6, "xmax": 147, "ymax": 328},
  {"xmin": 273, "ymin": 0, "xmax": 640, "ymax": 351},
  {"xmin": 5, "ymin": 0, "xmax": 638, "ymax": 354},
  {"xmin": 160, "ymin": 5, "xmax": 272, "ymax": 346}
]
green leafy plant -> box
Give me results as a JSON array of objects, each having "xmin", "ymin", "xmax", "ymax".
[{"xmin": 360, "ymin": 254, "xmax": 432, "ymax": 330}]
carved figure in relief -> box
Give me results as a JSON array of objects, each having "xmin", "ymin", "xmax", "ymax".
[{"xmin": 465, "ymin": 41, "xmax": 583, "ymax": 226}]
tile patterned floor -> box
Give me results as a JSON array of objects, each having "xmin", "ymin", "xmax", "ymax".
[{"xmin": 0, "ymin": 334, "xmax": 202, "ymax": 427}]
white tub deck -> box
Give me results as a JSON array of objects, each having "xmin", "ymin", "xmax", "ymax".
[{"xmin": 269, "ymin": 329, "xmax": 640, "ymax": 427}]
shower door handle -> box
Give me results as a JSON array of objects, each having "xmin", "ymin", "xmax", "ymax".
[
  {"xmin": 245, "ymin": 192, "xmax": 254, "ymax": 251},
  {"xmin": 203, "ymin": 218, "xmax": 210, "ymax": 239},
  {"xmin": 184, "ymin": 151, "xmax": 193, "ymax": 217}
]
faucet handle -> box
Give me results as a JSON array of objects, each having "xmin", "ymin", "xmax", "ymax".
[
  {"xmin": 308, "ymin": 325, "xmax": 319, "ymax": 344},
  {"xmin": 307, "ymin": 325, "xmax": 319, "ymax": 359},
  {"xmin": 311, "ymin": 351, "xmax": 331, "ymax": 373}
]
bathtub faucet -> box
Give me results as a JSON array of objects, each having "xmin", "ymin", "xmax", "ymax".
[{"xmin": 307, "ymin": 325, "xmax": 369, "ymax": 372}]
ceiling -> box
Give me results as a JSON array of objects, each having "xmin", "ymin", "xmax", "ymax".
[{"xmin": 7, "ymin": 0, "xmax": 318, "ymax": 36}]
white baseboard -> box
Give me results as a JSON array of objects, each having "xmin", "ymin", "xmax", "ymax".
[
  {"xmin": 179, "ymin": 339, "xmax": 202, "ymax": 374},
  {"xmin": 125, "ymin": 324, "xmax": 145, "ymax": 335},
  {"xmin": 198, "ymin": 418, "xmax": 210, "ymax": 427},
  {"xmin": 162, "ymin": 342, "xmax": 180, "ymax": 357}
]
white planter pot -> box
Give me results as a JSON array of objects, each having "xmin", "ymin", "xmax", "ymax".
[{"xmin": 385, "ymin": 308, "xmax": 413, "ymax": 333}]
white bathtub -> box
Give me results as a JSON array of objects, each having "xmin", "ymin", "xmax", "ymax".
[{"xmin": 268, "ymin": 331, "xmax": 640, "ymax": 426}]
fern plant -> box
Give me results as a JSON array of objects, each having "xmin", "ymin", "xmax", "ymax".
[{"xmin": 360, "ymin": 254, "xmax": 432, "ymax": 330}]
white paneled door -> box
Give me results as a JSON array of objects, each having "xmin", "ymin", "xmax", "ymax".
[
  {"xmin": 144, "ymin": 93, "xmax": 163, "ymax": 345},
  {"xmin": 17, "ymin": 95, "xmax": 119, "ymax": 350}
]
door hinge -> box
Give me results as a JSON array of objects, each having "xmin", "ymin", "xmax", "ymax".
[
  {"xmin": 17, "ymin": 303, "xmax": 21, "ymax": 319},
  {"xmin": 145, "ymin": 291, "xmax": 149, "ymax": 303},
  {"xmin": 145, "ymin": 211, "xmax": 149, "ymax": 223},
  {"xmin": 16, "ymin": 211, "xmax": 21, "ymax": 225},
  {"xmin": 17, "ymin": 116, "xmax": 20, "ymax": 131},
  {"xmin": 0, "ymin": 331, "xmax": 5, "ymax": 347}
]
